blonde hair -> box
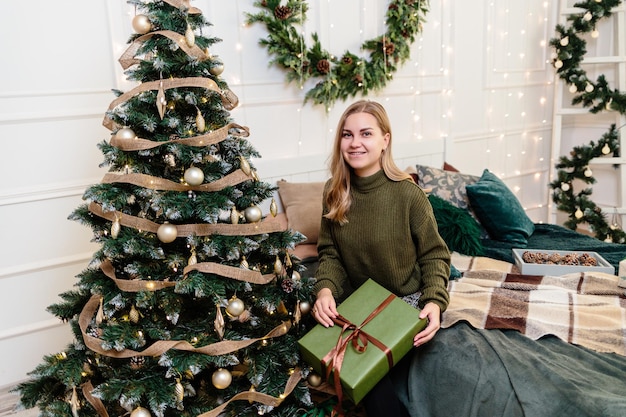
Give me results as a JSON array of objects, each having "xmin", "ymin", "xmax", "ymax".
[{"xmin": 324, "ymin": 100, "xmax": 411, "ymax": 224}]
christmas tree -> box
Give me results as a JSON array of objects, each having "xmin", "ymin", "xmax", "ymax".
[{"xmin": 16, "ymin": 1, "xmax": 318, "ymax": 416}]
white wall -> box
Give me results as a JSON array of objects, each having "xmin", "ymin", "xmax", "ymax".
[{"xmin": 0, "ymin": 0, "xmax": 561, "ymax": 389}]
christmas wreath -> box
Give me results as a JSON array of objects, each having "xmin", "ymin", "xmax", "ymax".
[
  {"xmin": 246, "ymin": 0, "xmax": 429, "ymax": 109},
  {"xmin": 549, "ymin": 0, "xmax": 626, "ymax": 242}
]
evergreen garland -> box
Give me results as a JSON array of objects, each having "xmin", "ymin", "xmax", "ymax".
[
  {"xmin": 549, "ymin": 0, "xmax": 626, "ymax": 242},
  {"xmin": 246, "ymin": 0, "xmax": 429, "ymax": 108}
]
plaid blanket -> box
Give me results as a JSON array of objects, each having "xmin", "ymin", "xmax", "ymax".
[{"xmin": 443, "ymin": 255, "xmax": 626, "ymax": 356}]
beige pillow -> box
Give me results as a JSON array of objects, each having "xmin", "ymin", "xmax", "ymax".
[{"xmin": 277, "ymin": 180, "xmax": 325, "ymax": 244}]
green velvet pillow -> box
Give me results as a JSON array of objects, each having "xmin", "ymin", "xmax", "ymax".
[
  {"xmin": 465, "ymin": 169, "xmax": 535, "ymax": 246},
  {"xmin": 428, "ymin": 194, "xmax": 484, "ymax": 256}
]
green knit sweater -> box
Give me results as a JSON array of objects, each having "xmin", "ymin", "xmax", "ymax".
[{"xmin": 314, "ymin": 170, "xmax": 451, "ymax": 312}]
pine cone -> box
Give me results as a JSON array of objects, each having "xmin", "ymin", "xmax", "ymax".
[
  {"xmin": 281, "ymin": 278, "xmax": 294, "ymax": 293},
  {"xmin": 354, "ymin": 74, "xmax": 363, "ymax": 84},
  {"xmin": 316, "ymin": 59, "xmax": 331, "ymax": 74},
  {"xmin": 384, "ymin": 42, "xmax": 396, "ymax": 56},
  {"xmin": 342, "ymin": 56, "xmax": 353, "ymax": 65},
  {"xmin": 274, "ymin": 5, "xmax": 292, "ymax": 20}
]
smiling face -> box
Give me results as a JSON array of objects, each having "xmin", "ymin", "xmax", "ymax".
[{"xmin": 340, "ymin": 112, "xmax": 390, "ymax": 177}]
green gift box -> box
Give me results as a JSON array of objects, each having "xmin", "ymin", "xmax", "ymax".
[{"xmin": 298, "ymin": 279, "xmax": 427, "ymax": 404}]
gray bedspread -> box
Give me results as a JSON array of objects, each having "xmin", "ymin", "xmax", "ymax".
[{"xmin": 394, "ymin": 322, "xmax": 626, "ymax": 417}]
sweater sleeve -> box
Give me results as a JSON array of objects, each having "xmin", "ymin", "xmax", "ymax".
[
  {"xmin": 313, "ymin": 216, "xmax": 350, "ymax": 300},
  {"xmin": 410, "ymin": 189, "xmax": 451, "ymax": 312},
  {"xmin": 312, "ymin": 191, "xmax": 349, "ymax": 300}
]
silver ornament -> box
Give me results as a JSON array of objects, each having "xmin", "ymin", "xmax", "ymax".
[
  {"xmin": 157, "ymin": 223, "xmax": 178, "ymax": 243},
  {"xmin": 244, "ymin": 205, "xmax": 262, "ymax": 223},
  {"xmin": 212, "ymin": 368, "xmax": 232, "ymax": 389},
  {"xmin": 184, "ymin": 167, "xmax": 204, "ymax": 186}
]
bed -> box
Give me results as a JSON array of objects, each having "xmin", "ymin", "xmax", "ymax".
[{"xmin": 276, "ymin": 163, "xmax": 626, "ymax": 417}]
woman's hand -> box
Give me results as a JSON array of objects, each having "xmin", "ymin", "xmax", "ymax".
[
  {"xmin": 313, "ymin": 288, "xmax": 338, "ymax": 327},
  {"xmin": 413, "ymin": 302, "xmax": 441, "ymax": 347}
]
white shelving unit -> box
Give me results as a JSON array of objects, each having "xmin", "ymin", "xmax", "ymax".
[{"xmin": 549, "ymin": 0, "xmax": 626, "ymax": 227}]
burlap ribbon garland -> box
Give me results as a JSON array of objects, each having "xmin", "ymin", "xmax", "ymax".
[
  {"xmin": 322, "ymin": 295, "xmax": 396, "ymax": 417},
  {"xmin": 81, "ymin": 368, "xmax": 302, "ymax": 417},
  {"xmin": 101, "ymin": 168, "xmax": 252, "ymax": 192},
  {"xmin": 80, "ymin": 294, "xmax": 291, "ymax": 359},
  {"xmin": 82, "ymin": 381, "xmax": 110, "ymax": 417},
  {"xmin": 183, "ymin": 262, "xmax": 276, "ymax": 285},
  {"xmin": 88, "ymin": 201, "xmax": 285, "ymax": 237},
  {"xmin": 108, "ymin": 122, "xmax": 249, "ymax": 151},
  {"xmin": 100, "ymin": 259, "xmax": 176, "ymax": 292},
  {"xmin": 100, "ymin": 257, "xmax": 275, "ymax": 292},
  {"xmin": 102, "ymin": 77, "xmax": 238, "ymax": 130},
  {"xmin": 119, "ymin": 30, "xmax": 209, "ymax": 69}
]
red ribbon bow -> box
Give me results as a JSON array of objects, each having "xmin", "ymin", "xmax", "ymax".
[{"xmin": 321, "ymin": 294, "xmax": 396, "ymax": 416}]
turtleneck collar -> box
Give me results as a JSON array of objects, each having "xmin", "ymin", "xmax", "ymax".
[{"xmin": 350, "ymin": 169, "xmax": 389, "ymax": 193}]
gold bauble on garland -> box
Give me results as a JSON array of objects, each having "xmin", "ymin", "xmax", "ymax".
[
  {"xmin": 211, "ymin": 368, "xmax": 232, "ymax": 389},
  {"xmin": 183, "ymin": 166, "xmax": 204, "ymax": 185},
  {"xmin": 157, "ymin": 222, "xmax": 178, "ymax": 243},
  {"xmin": 244, "ymin": 205, "xmax": 263, "ymax": 223},
  {"xmin": 130, "ymin": 406, "xmax": 152, "ymax": 417},
  {"xmin": 307, "ymin": 372, "xmax": 322, "ymax": 387},
  {"xmin": 132, "ymin": 15, "xmax": 152, "ymax": 34},
  {"xmin": 246, "ymin": 0, "xmax": 429, "ymax": 108},
  {"xmin": 225, "ymin": 296, "xmax": 245, "ymax": 317}
]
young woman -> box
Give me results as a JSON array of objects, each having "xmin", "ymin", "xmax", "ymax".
[{"xmin": 311, "ymin": 100, "xmax": 450, "ymax": 417}]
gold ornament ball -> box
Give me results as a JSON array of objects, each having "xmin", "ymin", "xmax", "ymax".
[
  {"xmin": 299, "ymin": 300, "xmax": 311, "ymax": 315},
  {"xmin": 130, "ymin": 406, "xmax": 152, "ymax": 417},
  {"xmin": 244, "ymin": 205, "xmax": 263, "ymax": 223},
  {"xmin": 184, "ymin": 167, "xmax": 204, "ymax": 185},
  {"xmin": 157, "ymin": 223, "xmax": 178, "ymax": 243},
  {"xmin": 212, "ymin": 368, "xmax": 232, "ymax": 389},
  {"xmin": 226, "ymin": 296, "xmax": 245, "ymax": 317},
  {"xmin": 307, "ymin": 373, "xmax": 322, "ymax": 387},
  {"xmin": 115, "ymin": 127, "xmax": 136, "ymax": 140},
  {"xmin": 210, "ymin": 61, "xmax": 224, "ymax": 76},
  {"xmin": 132, "ymin": 15, "xmax": 152, "ymax": 34}
]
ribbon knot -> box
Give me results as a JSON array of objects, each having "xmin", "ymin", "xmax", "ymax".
[{"xmin": 321, "ymin": 294, "xmax": 396, "ymax": 416}]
